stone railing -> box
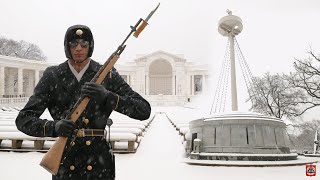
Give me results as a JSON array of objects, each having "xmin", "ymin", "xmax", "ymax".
[{"xmin": 0, "ymin": 97, "xmax": 29, "ymax": 105}]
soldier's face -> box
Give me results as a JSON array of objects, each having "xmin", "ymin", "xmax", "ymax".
[{"xmin": 69, "ymin": 39, "xmax": 89, "ymax": 63}]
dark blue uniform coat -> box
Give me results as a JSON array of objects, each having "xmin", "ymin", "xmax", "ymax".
[{"xmin": 16, "ymin": 60, "xmax": 151, "ymax": 180}]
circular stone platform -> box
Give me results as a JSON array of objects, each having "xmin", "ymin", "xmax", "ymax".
[
  {"xmin": 188, "ymin": 111, "xmax": 293, "ymax": 155},
  {"xmin": 183, "ymin": 155, "xmax": 318, "ymax": 167}
]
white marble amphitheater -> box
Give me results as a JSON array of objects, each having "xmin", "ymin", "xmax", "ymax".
[{"xmin": 0, "ymin": 50, "xmax": 209, "ymax": 107}]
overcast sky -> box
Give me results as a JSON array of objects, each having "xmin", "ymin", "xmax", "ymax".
[
  {"xmin": 1, "ymin": 0, "xmax": 320, "ymax": 75},
  {"xmin": 1, "ymin": 0, "xmax": 320, "ymax": 112}
]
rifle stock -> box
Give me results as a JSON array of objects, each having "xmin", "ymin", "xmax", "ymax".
[{"xmin": 40, "ymin": 137, "xmax": 68, "ymax": 175}]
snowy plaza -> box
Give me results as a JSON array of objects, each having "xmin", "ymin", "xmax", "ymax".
[{"xmin": 0, "ymin": 107, "xmax": 319, "ymax": 180}]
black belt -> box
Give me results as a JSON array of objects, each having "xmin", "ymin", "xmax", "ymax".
[{"xmin": 76, "ymin": 129, "xmax": 105, "ymax": 137}]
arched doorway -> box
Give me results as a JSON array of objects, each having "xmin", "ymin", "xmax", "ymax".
[{"xmin": 149, "ymin": 59, "xmax": 172, "ymax": 95}]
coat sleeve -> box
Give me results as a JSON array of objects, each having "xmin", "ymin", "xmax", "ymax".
[
  {"xmin": 15, "ymin": 67, "xmax": 57, "ymax": 137},
  {"xmin": 105, "ymin": 68, "xmax": 151, "ymax": 120}
]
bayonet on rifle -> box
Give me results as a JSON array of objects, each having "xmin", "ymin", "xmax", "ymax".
[{"xmin": 133, "ymin": 3, "xmax": 160, "ymax": 38}]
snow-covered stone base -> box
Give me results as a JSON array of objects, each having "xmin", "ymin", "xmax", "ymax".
[{"xmin": 184, "ymin": 155, "xmax": 318, "ymax": 167}]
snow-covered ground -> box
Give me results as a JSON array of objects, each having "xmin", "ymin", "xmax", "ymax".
[{"xmin": 0, "ymin": 112, "xmax": 319, "ymax": 180}]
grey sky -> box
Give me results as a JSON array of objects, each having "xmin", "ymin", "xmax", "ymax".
[
  {"xmin": 1, "ymin": 0, "xmax": 320, "ymax": 112},
  {"xmin": 2, "ymin": 0, "xmax": 320, "ymax": 113},
  {"xmin": 1, "ymin": 0, "xmax": 319, "ymax": 76}
]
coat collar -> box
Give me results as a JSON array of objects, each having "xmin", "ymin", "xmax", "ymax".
[
  {"xmin": 55, "ymin": 59, "xmax": 102, "ymax": 96},
  {"xmin": 56, "ymin": 59, "xmax": 100, "ymax": 77}
]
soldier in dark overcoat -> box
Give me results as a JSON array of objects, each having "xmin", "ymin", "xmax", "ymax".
[{"xmin": 15, "ymin": 24, "xmax": 151, "ymax": 180}]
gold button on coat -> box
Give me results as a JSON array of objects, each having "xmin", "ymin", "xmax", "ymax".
[
  {"xmin": 70, "ymin": 165, "xmax": 75, "ymax": 171},
  {"xmin": 70, "ymin": 141, "xmax": 75, "ymax": 146},
  {"xmin": 87, "ymin": 165, "xmax": 92, "ymax": 171},
  {"xmin": 86, "ymin": 141, "xmax": 91, "ymax": 146},
  {"xmin": 83, "ymin": 118, "xmax": 89, "ymax": 124}
]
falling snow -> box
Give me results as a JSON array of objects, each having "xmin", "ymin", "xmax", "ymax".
[{"xmin": 1, "ymin": 107, "xmax": 319, "ymax": 179}]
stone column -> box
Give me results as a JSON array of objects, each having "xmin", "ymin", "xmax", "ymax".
[
  {"xmin": 191, "ymin": 75, "xmax": 194, "ymax": 95},
  {"xmin": 35, "ymin": 69, "xmax": 40, "ymax": 86},
  {"xmin": 128, "ymin": 75, "xmax": 131, "ymax": 86},
  {"xmin": 202, "ymin": 74, "xmax": 206, "ymax": 94},
  {"xmin": 188, "ymin": 75, "xmax": 191, "ymax": 96},
  {"xmin": 18, "ymin": 68, "xmax": 23, "ymax": 96},
  {"xmin": 172, "ymin": 73, "xmax": 175, "ymax": 95},
  {"xmin": 27, "ymin": 71, "xmax": 35, "ymax": 96},
  {"xmin": 7, "ymin": 68, "xmax": 15, "ymax": 96},
  {"xmin": 145, "ymin": 73, "xmax": 149, "ymax": 95},
  {"xmin": 0, "ymin": 66, "xmax": 4, "ymax": 97}
]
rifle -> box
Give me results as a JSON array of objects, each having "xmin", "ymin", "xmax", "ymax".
[{"xmin": 39, "ymin": 3, "xmax": 160, "ymax": 175}]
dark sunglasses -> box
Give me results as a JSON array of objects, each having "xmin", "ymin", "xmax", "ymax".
[{"xmin": 69, "ymin": 40, "xmax": 90, "ymax": 48}]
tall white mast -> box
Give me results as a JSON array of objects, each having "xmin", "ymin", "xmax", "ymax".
[{"xmin": 218, "ymin": 10, "xmax": 243, "ymax": 111}]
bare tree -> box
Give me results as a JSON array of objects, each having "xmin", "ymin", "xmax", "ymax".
[
  {"xmin": 248, "ymin": 50, "xmax": 320, "ymax": 151},
  {"xmin": 288, "ymin": 119, "xmax": 320, "ymax": 152},
  {"xmin": 286, "ymin": 50, "xmax": 320, "ymax": 115},
  {"xmin": 0, "ymin": 37, "xmax": 46, "ymax": 61},
  {"xmin": 248, "ymin": 72, "xmax": 305, "ymax": 121}
]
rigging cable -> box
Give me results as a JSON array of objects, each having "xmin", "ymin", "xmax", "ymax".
[{"xmin": 210, "ymin": 40, "xmax": 230, "ymax": 114}]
